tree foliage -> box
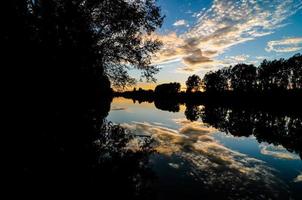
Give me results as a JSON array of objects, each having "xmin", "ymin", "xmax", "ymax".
[
  {"xmin": 230, "ymin": 64, "xmax": 257, "ymax": 92},
  {"xmin": 155, "ymin": 82, "xmax": 181, "ymax": 96},
  {"xmin": 2, "ymin": 0, "xmax": 164, "ymax": 93},
  {"xmin": 202, "ymin": 54, "xmax": 302, "ymax": 93},
  {"xmin": 202, "ymin": 68, "xmax": 229, "ymax": 93},
  {"xmin": 186, "ymin": 74, "xmax": 202, "ymax": 93}
]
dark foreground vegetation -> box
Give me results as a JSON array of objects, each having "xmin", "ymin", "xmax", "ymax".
[
  {"xmin": 115, "ymin": 53, "xmax": 302, "ymax": 107},
  {"xmin": 4, "ymin": 0, "xmax": 163, "ymax": 197}
]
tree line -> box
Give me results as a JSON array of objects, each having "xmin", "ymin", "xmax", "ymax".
[
  {"xmin": 116, "ymin": 53, "xmax": 302, "ymax": 99},
  {"xmin": 203, "ymin": 53, "xmax": 302, "ymax": 93}
]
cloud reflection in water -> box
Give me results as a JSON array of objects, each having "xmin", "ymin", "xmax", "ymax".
[
  {"xmin": 260, "ymin": 143, "xmax": 300, "ymax": 160},
  {"xmin": 122, "ymin": 119, "xmax": 291, "ymax": 199}
]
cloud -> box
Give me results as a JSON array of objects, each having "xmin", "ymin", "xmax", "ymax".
[
  {"xmin": 256, "ymin": 56, "xmax": 267, "ymax": 60},
  {"xmin": 266, "ymin": 37, "xmax": 302, "ymax": 52},
  {"xmin": 122, "ymin": 120, "xmax": 290, "ymax": 198},
  {"xmin": 173, "ymin": 19, "xmax": 188, "ymax": 26},
  {"xmin": 183, "ymin": 49, "xmax": 213, "ymax": 66},
  {"xmin": 150, "ymin": 33, "xmax": 220, "ymax": 71},
  {"xmin": 260, "ymin": 143, "xmax": 300, "ymax": 160},
  {"xmin": 223, "ymin": 54, "xmax": 251, "ymax": 65},
  {"xmin": 168, "ymin": 163, "xmax": 180, "ymax": 169},
  {"xmin": 153, "ymin": 0, "xmax": 302, "ymax": 72},
  {"xmin": 111, "ymin": 106, "xmax": 127, "ymax": 111},
  {"xmin": 294, "ymin": 173, "xmax": 302, "ymax": 182}
]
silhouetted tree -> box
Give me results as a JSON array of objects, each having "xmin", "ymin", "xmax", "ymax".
[
  {"xmin": 257, "ymin": 59, "xmax": 288, "ymax": 91},
  {"xmin": 12, "ymin": 1, "xmax": 164, "ymax": 197},
  {"xmin": 201, "ymin": 54, "xmax": 302, "ymax": 94},
  {"xmin": 155, "ymin": 82, "xmax": 181, "ymax": 96},
  {"xmin": 289, "ymin": 53, "xmax": 302, "ymax": 89},
  {"xmin": 202, "ymin": 68, "xmax": 229, "ymax": 93},
  {"xmin": 3, "ymin": 0, "xmax": 164, "ymax": 97},
  {"xmin": 230, "ymin": 64, "xmax": 257, "ymax": 92},
  {"xmin": 186, "ymin": 74, "xmax": 202, "ymax": 93}
]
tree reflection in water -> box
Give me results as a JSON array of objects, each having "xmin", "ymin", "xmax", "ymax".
[
  {"xmin": 185, "ymin": 104, "xmax": 202, "ymax": 121},
  {"xmin": 22, "ymin": 96, "xmax": 157, "ymax": 199},
  {"xmin": 23, "ymin": 93, "xmax": 302, "ymax": 199},
  {"xmin": 93, "ymin": 121, "xmax": 156, "ymax": 199},
  {"xmin": 183, "ymin": 103, "xmax": 302, "ymax": 159},
  {"xmin": 121, "ymin": 96, "xmax": 302, "ymax": 159}
]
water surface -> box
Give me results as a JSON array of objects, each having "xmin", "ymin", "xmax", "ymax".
[{"xmin": 107, "ymin": 97, "xmax": 302, "ymax": 200}]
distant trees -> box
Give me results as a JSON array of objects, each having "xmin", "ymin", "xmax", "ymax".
[
  {"xmin": 289, "ymin": 54, "xmax": 302, "ymax": 89},
  {"xmin": 202, "ymin": 68, "xmax": 229, "ymax": 93},
  {"xmin": 116, "ymin": 53, "xmax": 301, "ymax": 98},
  {"xmin": 202, "ymin": 53, "xmax": 302, "ymax": 93},
  {"xmin": 186, "ymin": 74, "xmax": 202, "ymax": 93},
  {"xmin": 258, "ymin": 59, "xmax": 288, "ymax": 91},
  {"xmin": 155, "ymin": 82, "xmax": 181, "ymax": 96},
  {"xmin": 257, "ymin": 55, "xmax": 302, "ymax": 91},
  {"xmin": 230, "ymin": 64, "xmax": 257, "ymax": 92}
]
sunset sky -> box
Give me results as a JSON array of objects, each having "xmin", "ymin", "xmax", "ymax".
[{"xmin": 129, "ymin": 0, "xmax": 302, "ymax": 90}]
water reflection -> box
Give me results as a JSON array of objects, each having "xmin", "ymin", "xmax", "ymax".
[
  {"xmin": 295, "ymin": 173, "xmax": 302, "ymax": 182},
  {"xmin": 119, "ymin": 97, "xmax": 302, "ymax": 159},
  {"xmin": 94, "ymin": 122, "xmax": 157, "ymax": 199},
  {"xmin": 23, "ymin": 95, "xmax": 302, "ymax": 199},
  {"xmin": 122, "ymin": 120, "xmax": 290, "ymax": 199},
  {"xmin": 108, "ymin": 97, "xmax": 302, "ymax": 199},
  {"xmin": 22, "ymin": 96, "xmax": 157, "ymax": 199},
  {"xmin": 199, "ymin": 105, "xmax": 302, "ymax": 159}
]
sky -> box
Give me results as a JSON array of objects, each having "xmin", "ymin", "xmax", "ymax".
[{"xmin": 129, "ymin": 0, "xmax": 302, "ymax": 90}]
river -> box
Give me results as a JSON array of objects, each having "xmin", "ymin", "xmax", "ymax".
[{"xmin": 106, "ymin": 97, "xmax": 302, "ymax": 199}]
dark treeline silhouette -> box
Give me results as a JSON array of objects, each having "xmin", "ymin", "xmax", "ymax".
[
  {"xmin": 186, "ymin": 74, "xmax": 203, "ymax": 93},
  {"xmin": 115, "ymin": 83, "xmax": 183, "ymax": 112},
  {"xmin": 155, "ymin": 82, "xmax": 181, "ymax": 95},
  {"xmin": 203, "ymin": 53, "xmax": 302, "ymax": 94},
  {"xmin": 115, "ymin": 53, "xmax": 302, "ymax": 107},
  {"xmin": 6, "ymin": 0, "xmax": 164, "ymax": 197}
]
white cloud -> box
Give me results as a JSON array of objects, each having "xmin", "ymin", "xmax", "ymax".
[
  {"xmin": 294, "ymin": 173, "xmax": 302, "ymax": 182},
  {"xmin": 266, "ymin": 37, "xmax": 302, "ymax": 52},
  {"xmin": 173, "ymin": 19, "xmax": 187, "ymax": 26},
  {"xmin": 260, "ymin": 143, "xmax": 300, "ymax": 160},
  {"xmin": 153, "ymin": 0, "xmax": 302, "ymax": 72},
  {"xmin": 256, "ymin": 56, "xmax": 267, "ymax": 60},
  {"xmin": 223, "ymin": 54, "xmax": 251, "ymax": 65}
]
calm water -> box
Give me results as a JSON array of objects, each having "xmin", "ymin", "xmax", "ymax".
[{"xmin": 107, "ymin": 97, "xmax": 302, "ymax": 200}]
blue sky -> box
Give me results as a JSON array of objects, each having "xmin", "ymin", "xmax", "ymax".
[{"xmin": 130, "ymin": 0, "xmax": 302, "ymax": 90}]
